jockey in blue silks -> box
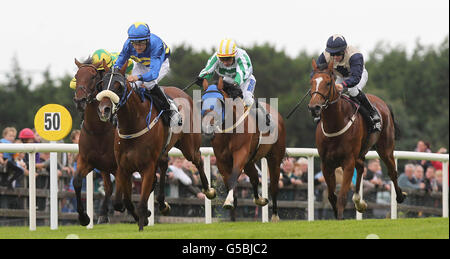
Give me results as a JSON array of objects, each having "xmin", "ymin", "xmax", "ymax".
[{"xmin": 114, "ymin": 22, "xmax": 182, "ymax": 127}]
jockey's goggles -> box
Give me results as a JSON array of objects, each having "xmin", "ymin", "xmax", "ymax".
[
  {"xmin": 131, "ymin": 40, "xmax": 148, "ymax": 46},
  {"xmin": 219, "ymin": 57, "xmax": 234, "ymax": 62},
  {"xmin": 330, "ymin": 51, "xmax": 344, "ymax": 57}
]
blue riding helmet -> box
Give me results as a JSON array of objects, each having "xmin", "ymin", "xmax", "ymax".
[
  {"xmin": 326, "ymin": 34, "xmax": 347, "ymax": 54},
  {"xmin": 127, "ymin": 22, "xmax": 151, "ymax": 41}
]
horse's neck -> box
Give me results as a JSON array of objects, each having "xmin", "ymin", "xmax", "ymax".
[
  {"xmin": 117, "ymin": 91, "xmax": 149, "ymax": 132},
  {"xmin": 321, "ymin": 99, "xmax": 352, "ymax": 132}
]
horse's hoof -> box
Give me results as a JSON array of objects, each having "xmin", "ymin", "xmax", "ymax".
[
  {"xmin": 271, "ymin": 215, "xmax": 280, "ymax": 223},
  {"xmin": 97, "ymin": 215, "xmax": 109, "ymax": 225},
  {"xmin": 254, "ymin": 197, "xmax": 269, "ymax": 207},
  {"xmin": 78, "ymin": 213, "xmax": 90, "ymax": 226},
  {"xmin": 160, "ymin": 202, "xmax": 171, "ymax": 216},
  {"xmin": 355, "ymin": 200, "xmax": 367, "ymax": 213},
  {"xmin": 204, "ymin": 188, "xmax": 217, "ymax": 200},
  {"xmin": 397, "ymin": 192, "xmax": 407, "ymax": 204},
  {"xmin": 223, "ymin": 203, "xmax": 234, "ymax": 210}
]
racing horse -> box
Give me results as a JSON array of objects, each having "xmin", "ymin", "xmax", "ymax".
[
  {"xmin": 308, "ymin": 59, "xmax": 406, "ymax": 219},
  {"xmin": 72, "ymin": 59, "xmax": 119, "ymax": 225},
  {"xmin": 201, "ymin": 77, "xmax": 286, "ymax": 222},
  {"xmin": 96, "ymin": 62, "xmax": 216, "ymax": 231}
]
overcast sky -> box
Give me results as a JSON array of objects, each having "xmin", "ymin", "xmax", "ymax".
[{"xmin": 0, "ymin": 0, "xmax": 448, "ymax": 85}]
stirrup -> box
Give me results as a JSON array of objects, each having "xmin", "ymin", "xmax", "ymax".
[{"xmin": 313, "ymin": 116, "xmax": 321, "ymax": 124}]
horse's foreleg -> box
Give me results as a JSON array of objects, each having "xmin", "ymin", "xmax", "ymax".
[
  {"xmin": 244, "ymin": 163, "xmax": 268, "ymax": 207},
  {"xmin": 73, "ymin": 159, "xmax": 92, "ymax": 226},
  {"xmin": 352, "ymin": 159, "xmax": 367, "ymax": 213},
  {"xmin": 113, "ymin": 169, "xmax": 125, "ymax": 213},
  {"xmin": 337, "ymin": 162, "xmax": 356, "ymax": 220},
  {"xmin": 97, "ymin": 171, "xmax": 113, "ymax": 224},
  {"xmin": 322, "ymin": 165, "xmax": 337, "ymax": 219},
  {"xmin": 157, "ymin": 157, "xmax": 171, "ymax": 215},
  {"xmin": 137, "ymin": 164, "xmax": 156, "ymax": 231}
]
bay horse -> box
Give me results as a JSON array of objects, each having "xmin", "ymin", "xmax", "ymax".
[
  {"xmin": 201, "ymin": 77, "xmax": 286, "ymax": 222},
  {"xmin": 308, "ymin": 59, "xmax": 406, "ymax": 219},
  {"xmin": 96, "ymin": 62, "xmax": 216, "ymax": 231},
  {"xmin": 72, "ymin": 59, "xmax": 118, "ymax": 225}
]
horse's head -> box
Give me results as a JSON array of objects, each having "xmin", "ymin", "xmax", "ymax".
[
  {"xmin": 73, "ymin": 59, "xmax": 103, "ymax": 112},
  {"xmin": 96, "ymin": 60, "xmax": 128, "ymax": 122},
  {"xmin": 308, "ymin": 58, "xmax": 339, "ymax": 119},
  {"xmin": 201, "ymin": 79, "xmax": 226, "ymax": 137}
]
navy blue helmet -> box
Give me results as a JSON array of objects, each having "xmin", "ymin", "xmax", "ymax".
[{"xmin": 326, "ymin": 34, "xmax": 347, "ymax": 54}]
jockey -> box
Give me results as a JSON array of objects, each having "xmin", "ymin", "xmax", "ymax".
[
  {"xmin": 113, "ymin": 22, "xmax": 182, "ymax": 127},
  {"xmin": 69, "ymin": 49, "xmax": 134, "ymax": 89},
  {"xmin": 315, "ymin": 34, "xmax": 381, "ymax": 132},
  {"xmin": 197, "ymin": 38, "xmax": 272, "ymax": 127}
]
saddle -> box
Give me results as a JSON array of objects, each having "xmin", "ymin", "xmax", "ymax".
[
  {"xmin": 342, "ymin": 95, "xmax": 373, "ymax": 133},
  {"xmin": 135, "ymin": 87, "xmax": 172, "ymax": 126}
]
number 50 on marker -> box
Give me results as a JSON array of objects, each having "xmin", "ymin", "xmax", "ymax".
[{"xmin": 34, "ymin": 104, "xmax": 72, "ymax": 141}]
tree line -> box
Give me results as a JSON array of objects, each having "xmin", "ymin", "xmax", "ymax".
[{"xmin": 0, "ymin": 37, "xmax": 448, "ymax": 152}]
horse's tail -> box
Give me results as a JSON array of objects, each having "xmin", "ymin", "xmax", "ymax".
[{"xmin": 388, "ymin": 104, "xmax": 401, "ymax": 140}]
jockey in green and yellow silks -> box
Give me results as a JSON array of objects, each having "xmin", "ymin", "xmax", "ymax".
[{"xmin": 70, "ymin": 49, "xmax": 134, "ymax": 89}]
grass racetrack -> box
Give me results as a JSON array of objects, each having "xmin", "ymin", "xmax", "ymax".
[{"xmin": 0, "ymin": 217, "xmax": 448, "ymax": 239}]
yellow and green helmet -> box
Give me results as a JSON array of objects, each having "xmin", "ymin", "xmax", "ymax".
[{"xmin": 91, "ymin": 49, "xmax": 116, "ymax": 70}]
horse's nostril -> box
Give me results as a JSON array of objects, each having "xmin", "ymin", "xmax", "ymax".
[{"xmin": 104, "ymin": 107, "xmax": 111, "ymax": 114}]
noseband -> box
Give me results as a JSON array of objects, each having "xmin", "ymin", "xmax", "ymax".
[{"xmin": 310, "ymin": 71, "xmax": 341, "ymax": 110}]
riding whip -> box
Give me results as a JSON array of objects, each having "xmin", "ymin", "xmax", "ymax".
[
  {"xmin": 182, "ymin": 79, "xmax": 199, "ymax": 91},
  {"xmin": 286, "ymin": 89, "xmax": 311, "ymax": 119}
]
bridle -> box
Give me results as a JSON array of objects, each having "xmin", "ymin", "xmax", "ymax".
[
  {"xmin": 74, "ymin": 64, "xmax": 104, "ymax": 105},
  {"xmin": 310, "ymin": 70, "xmax": 341, "ymax": 110}
]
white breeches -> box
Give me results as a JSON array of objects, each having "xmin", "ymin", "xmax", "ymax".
[
  {"xmin": 336, "ymin": 68, "xmax": 368, "ymax": 97},
  {"xmin": 132, "ymin": 59, "xmax": 170, "ymax": 90}
]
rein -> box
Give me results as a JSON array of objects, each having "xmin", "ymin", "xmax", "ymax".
[
  {"xmin": 74, "ymin": 65, "xmax": 103, "ymax": 104},
  {"xmin": 310, "ymin": 71, "xmax": 341, "ymax": 110}
]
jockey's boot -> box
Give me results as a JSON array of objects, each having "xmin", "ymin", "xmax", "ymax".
[
  {"xmin": 150, "ymin": 85, "xmax": 182, "ymax": 127},
  {"xmin": 256, "ymin": 101, "xmax": 273, "ymax": 129},
  {"xmin": 354, "ymin": 90, "xmax": 381, "ymax": 132}
]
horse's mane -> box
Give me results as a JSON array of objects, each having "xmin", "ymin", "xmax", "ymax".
[{"xmin": 82, "ymin": 55, "xmax": 93, "ymax": 65}]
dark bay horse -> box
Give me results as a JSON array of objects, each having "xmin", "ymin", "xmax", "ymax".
[
  {"xmin": 201, "ymin": 78, "xmax": 286, "ymax": 222},
  {"xmin": 72, "ymin": 59, "xmax": 117, "ymax": 225},
  {"xmin": 96, "ymin": 62, "xmax": 215, "ymax": 231},
  {"xmin": 308, "ymin": 59, "xmax": 406, "ymax": 219}
]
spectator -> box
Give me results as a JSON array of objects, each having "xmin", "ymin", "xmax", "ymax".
[
  {"xmin": 398, "ymin": 163, "xmax": 425, "ymax": 190},
  {"xmin": 424, "ymin": 166, "xmax": 438, "ymax": 193},
  {"xmin": 414, "ymin": 140, "xmax": 432, "ymax": 172},
  {"xmin": 167, "ymin": 157, "xmax": 204, "ymax": 200},
  {"xmin": 435, "ymin": 170, "xmax": 443, "ymax": 192},
  {"xmin": 431, "ymin": 147, "xmax": 448, "ymax": 172},
  {"xmin": 181, "ymin": 159, "xmax": 206, "ymax": 200},
  {"xmin": 280, "ymin": 158, "xmax": 301, "ymax": 187},
  {"xmin": 0, "ymin": 127, "xmax": 26, "ymax": 189},
  {"xmin": 414, "ymin": 165, "xmax": 425, "ymax": 184},
  {"xmin": 365, "ymin": 159, "xmax": 391, "ymax": 191},
  {"xmin": 294, "ymin": 157, "xmax": 308, "ymax": 183}
]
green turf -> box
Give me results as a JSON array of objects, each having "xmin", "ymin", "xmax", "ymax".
[{"xmin": 0, "ymin": 217, "xmax": 447, "ymax": 239}]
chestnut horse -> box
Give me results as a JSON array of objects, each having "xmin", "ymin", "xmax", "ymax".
[
  {"xmin": 201, "ymin": 78, "xmax": 286, "ymax": 222},
  {"xmin": 72, "ymin": 59, "xmax": 117, "ymax": 225},
  {"xmin": 96, "ymin": 62, "xmax": 215, "ymax": 231},
  {"xmin": 308, "ymin": 59, "xmax": 406, "ymax": 219}
]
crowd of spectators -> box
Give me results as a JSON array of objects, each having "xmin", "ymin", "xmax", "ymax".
[{"xmin": 1, "ymin": 126, "xmax": 448, "ymax": 217}]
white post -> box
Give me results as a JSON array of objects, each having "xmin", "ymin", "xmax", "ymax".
[
  {"xmin": 356, "ymin": 181, "xmax": 363, "ymax": 220},
  {"xmin": 261, "ymin": 158, "xmax": 269, "ymax": 223},
  {"xmin": 391, "ymin": 159, "xmax": 398, "ymax": 219},
  {"xmin": 205, "ymin": 155, "xmax": 212, "ymax": 224},
  {"xmin": 443, "ymin": 161, "xmax": 448, "ymax": 218},
  {"xmin": 50, "ymin": 148, "xmax": 58, "ymax": 230},
  {"xmin": 307, "ymin": 156, "xmax": 314, "ymax": 221},
  {"xmin": 86, "ymin": 170, "xmax": 94, "ymax": 229},
  {"xmin": 148, "ymin": 191, "xmax": 154, "ymax": 226},
  {"xmin": 29, "ymin": 152, "xmax": 36, "ymax": 231}
]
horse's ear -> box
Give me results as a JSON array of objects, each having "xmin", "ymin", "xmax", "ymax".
[
  {"xmin": 102, "ymin": 59, "xmax": 110, "ymax": 73},
  {"xmin": 328, "ymin": 59, "xmax": 334, "ymax": 71},
  {"xmin": 218, "ymin": 77, "xmax": 223, "ymax": 90},
  {"xmin": 119, "ymin": 61, "xmax": 127, "ymax": 76},
  {"xmin": 75, "ymin": 58, "xmax": 82, "ymax": 68},
  {"xmin": 312, "ymin": 58, "xmax": 318, "ymax": 71}
]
